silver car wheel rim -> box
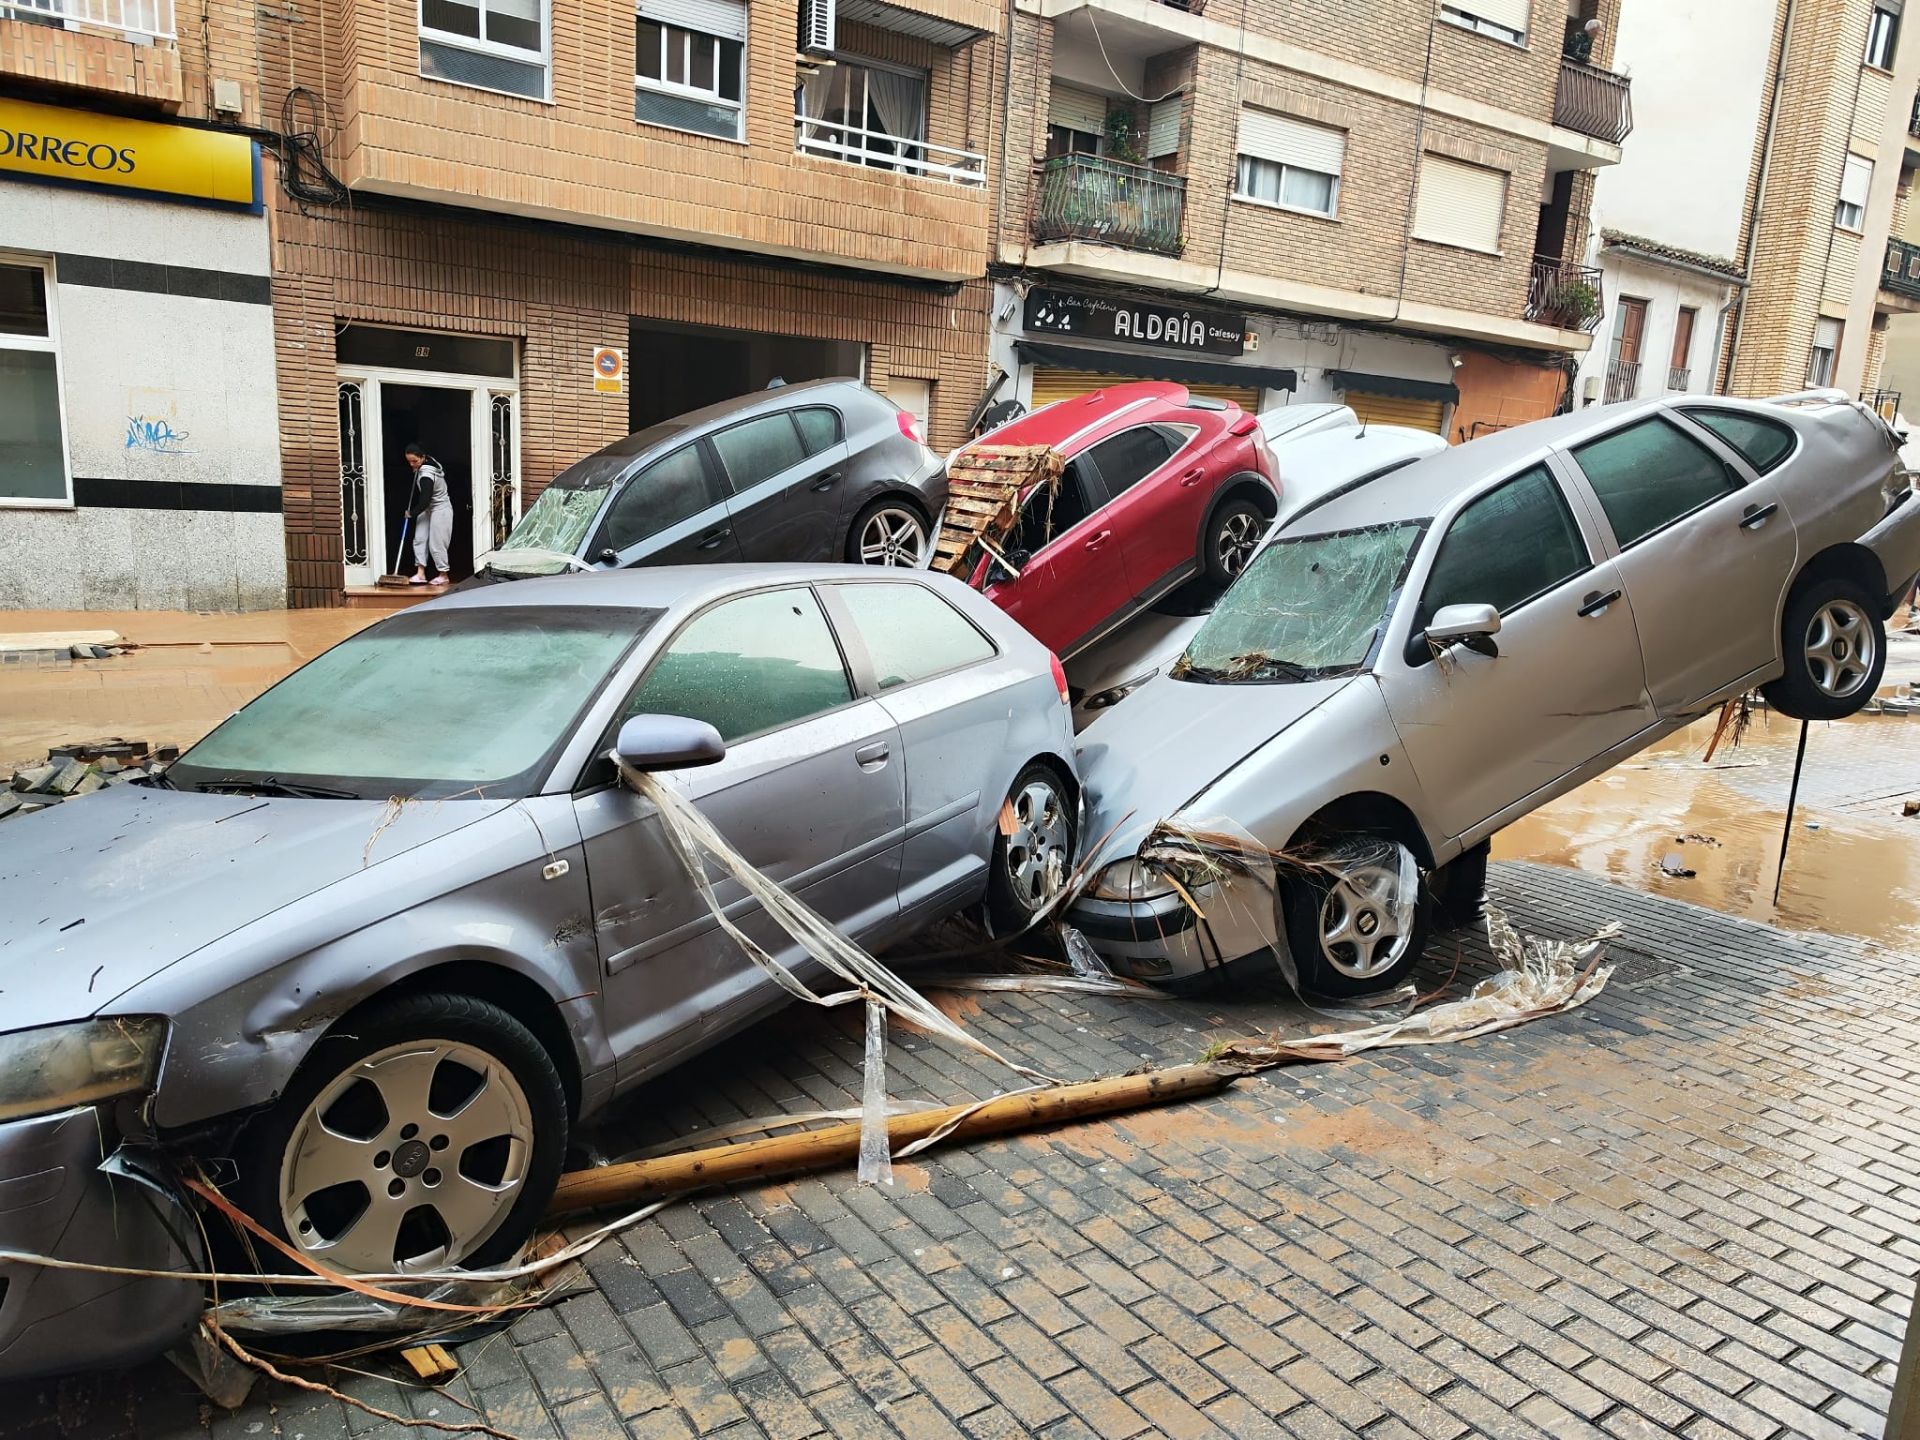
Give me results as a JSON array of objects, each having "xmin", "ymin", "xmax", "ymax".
[
  {"xmin": 1005, "ymin": 779, "xmax": 1070, "ymax": 912},
  {"xmin": 858, "ymin": 507, "xmax": 927, "ymax": 566},
  {"xmin": 1319, "ymin": 862, "xmax": 1414, "ymax": 981},
  {"xmin": 1216, "ymin": 511, "xmax": 1262, "ymax": 574},
  {"xmin": 279, "ymin": 1039, "xmax": 534, "ymax": 1274},
  {"xmin": 1804, "ymin": 599, "xmax": 1875, "ymax": 699}
]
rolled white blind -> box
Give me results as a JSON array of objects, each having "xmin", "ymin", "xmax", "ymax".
[
  {"xmin": 1146, "ymin": 97, "xmax": 1181, "ymax": 158},
  {"xmin": 1413, "ymin": 153, "xmax": 1507, "ymax": 253},
  {"xmin": 639, "ymin": 0, "xmax": 746, "ymax": 38},
  {"xmin": 1841, "ymin": 154, "xmax": 1873, "ymax": 208},
  {"xmin": 1048, "ymin": 85, "xmax": 1108, "ymax": 136},
  {"xmin": 1452, "ymin": 0, "xmax": 1528, "ymax": 34},
  {"xmin": 1814, "ymin": 317, "xmax": 1842, "ymax": 349},
  {"xmin": 1236, "ymin": 109, "xmax": 1345, "ymax": 175}
]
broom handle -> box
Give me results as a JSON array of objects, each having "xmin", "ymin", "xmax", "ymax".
[{"xmin": 393, "ymin": 512, "xmax": 412, "ymax": 575}]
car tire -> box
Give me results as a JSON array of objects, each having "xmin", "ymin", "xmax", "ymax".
[
  {"xmin": 985, "ymin": 762, "xmax": 1076, "ymax": 935},
  {"xmin": 231, "ymin": 991, "xmax": 568, "ymax": 1276},
  {"xmin": 1279, "ymin": 834, "xmax": 1431, "ymax": 998},
  {"xmin": 1761, "ymin": 574, "xmax": 1887, "ymax": 721},
  {"xmin": 847, "ymin": 497, "xmax": 931, "ymax": 566},
  {"xmin": 1201, "ymin": 495, "xmax": 1268, "ymax": 586},
  {"xmin": 1432, "ymin": 839, "xmax": 1490, "ymax": 933}
]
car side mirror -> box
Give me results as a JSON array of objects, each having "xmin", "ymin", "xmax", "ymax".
[
  {"xmin": 598, "ymin": 548, "xmax": 619, "ymax": 565},
  {"xmin": 1425, "ymin": 603, "xmax": 1501, "ymax": 657},
  {"xmin": 614, "ymin": 714, "xmax": 726, "ymax": 771}
]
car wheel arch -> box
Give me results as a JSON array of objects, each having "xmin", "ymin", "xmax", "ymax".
[
  {"xmin": 1288, "ymin": 791, "xmax": 1437, "ymax": 872},
  {"xmin": 1197, "ymin": 474, "xmax": 1279, "ymax": 550},
  {"xmin": 1789, "ymin": 542, "xmax": 1890, "ymax": 616}
]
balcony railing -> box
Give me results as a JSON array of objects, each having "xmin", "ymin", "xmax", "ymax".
[
  {"xmin": 1524, "ymin": 257, "xmax": 1604, "ymax": 333},
  {"xmin": 1554, "ymin": 58, "xmax": 1633, "ymax": 144},
  {"xmin": 1032, "ymin": 154, "xmax": 1185, "ymax": 256},
  {"xmin": 1885, "ymin": 237, "xmax": 1920, "ymax": 299},
  {"xmin": 1667, "ymin": 365, "xmax": 1690, "ymax": 392},
  {"xmin": 1, "ymin": 0, "xmax": 172, "ymax": 39},
  {"xmin": 1910, "ymin": 90, "xmax": 1920, "ymax": 141},
  {"xmin": 1865, "ymin": 388, "xmax": 1902, "ymax": 421},
  {"xmin": 1604, "ymin": 359, "xmax": 1640, "ymax": 404},
  {"xmin": 793, "ymin": 114, "xmax": 985, "ymax": 187}
]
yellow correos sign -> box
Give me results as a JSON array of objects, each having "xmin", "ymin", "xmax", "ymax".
[{"xmin": 0, "ymin": 96, "xmax": 259, "ymax": 209}]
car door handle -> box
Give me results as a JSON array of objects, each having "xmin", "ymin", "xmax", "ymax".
[
  {"xmin": 854, "ymin": 741, "xmax": 889, "ymax": 769},
  {"xmin": 810, "ymin": 472, "xmax": 842, "ymax": 491},
  {"xmin": 1084, "ymin": 530, "xmax": 1111, "ymax": 550},
  {"xmin": 1577, "ymin": 588, "xmax": 1622, "ymax": 617},
  {"xmin": 1180, "ymin": 467, "xmax": 1206, "ymax": 486},
  {"xmin": 1740, "ymin": 502, "xmax": 1779, "ymax": 530},
  {"xmin": 695, "ymin": 527, "xmax": 732, "ymax": 551}
]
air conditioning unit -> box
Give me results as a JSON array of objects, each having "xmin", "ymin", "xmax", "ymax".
[{"xmin": 800, "ymin": 0, "xmax": 835, "ymax": 55}]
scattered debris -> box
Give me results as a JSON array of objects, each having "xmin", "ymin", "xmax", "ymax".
[
  {"xmin": 1, "ymin": 737, "xmax": 175, "ymax": 821},
  {"xmin": 400, "ymin": 1344, "xmax": 462, "ymax": 1382},
  {"xmin": 1659, "ymin": 852, "xmax": 1696, "ymax": 878},
  {"xmin": 1674, "ymin": 832, "xmax": 1721, "ymax": 847},
  {"xmin": 932, "ymin": 445, "xmax": 1062, "ymax": 580},
  {"xmin": 1902, "ymin": 799, "xmax": 1919, "ymax": 817}
]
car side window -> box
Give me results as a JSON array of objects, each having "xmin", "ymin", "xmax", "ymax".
[
  {"xmin": 711, "ymin": 414, "xmax": 807, "ymax": 493},
  {"xmin": 1423, "ymin": 464, "xmax": 1591, "ymax": 617},
  {"xmin": 1571, "ymin": 416, "xmax": 1743, "ymax": 549},
  {"xmin": 1085, "ymin": 426, "xmax": 1176, "ymax": 496},
  {"xmin": 1003, "ymin": 457, "xmax": 1099, "ymax": 557},
  {"xmin": 837, "ymin": 582, "xmax": 995, "ymax": 689},
  {"xmin": 793, "ymin": 407, "xmax": 842, "ymax": 456},
  {"xmin": 1682, "ymin": 409, "xmax": 1797, "ymax": 475},
  {"xmin": 596, "ymin": 445, "xmax": 720, "ymax": 553},
  {"xmin": 621, "ymin": 588, "xmax": 853, "ymax": 743}
]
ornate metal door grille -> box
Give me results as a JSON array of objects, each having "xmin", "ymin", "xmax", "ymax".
[
  {"xmin": 489, "ymin": 392, "xmax": 516, "ymax": 550},
  {"xmin": 338, "ymin": 382, "xmax": 368, "ymax": 567}
]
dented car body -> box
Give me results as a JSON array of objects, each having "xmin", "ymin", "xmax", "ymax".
[
  {"xmin": 1071, "ymin": 392, "xmax": 1920, "ymax": 991},
  {"xmin": 0, "ymin": 565, "xmax": 1077, "ymax": 1380}
]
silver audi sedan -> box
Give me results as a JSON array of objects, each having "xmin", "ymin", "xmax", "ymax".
[
  {"xmin": 1069, "ymin": 392, "xmax": 1920, "ymax": 994},
  {"xmin": 0, "ymin": 566, "xmax": 1077, "ymax": 1380}
]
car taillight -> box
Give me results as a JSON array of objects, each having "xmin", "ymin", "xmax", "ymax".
[
  {"xmin": 1048, "ymin": 652, "xmax": 1070, "ymax": 705},
  {"xmin": 897, "ymin": 410, "xmax": 924, "ymax": 444}
]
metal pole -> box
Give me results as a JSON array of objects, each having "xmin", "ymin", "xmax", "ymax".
[{"xmin": 1772, "ymin": 720, "xmax": 1811, "ymax": 905}]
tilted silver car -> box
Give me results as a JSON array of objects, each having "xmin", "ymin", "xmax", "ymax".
[
  {"xmin": 0, "ymin": 566, "xmax": 1077, "ymax": 1380},
  {"xmin": 1069, "ymin": 391, "xmax": 1920, "ymax": 992}
]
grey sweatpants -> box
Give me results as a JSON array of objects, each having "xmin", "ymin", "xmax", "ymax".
[{"xmin": 413, "ymin": 503, "xmax": 452, "ymax": 572}]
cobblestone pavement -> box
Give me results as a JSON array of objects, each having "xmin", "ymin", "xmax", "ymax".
[{"xmin": 5, "ymin": 859, "xmax": 1918, "ymax": 1439}]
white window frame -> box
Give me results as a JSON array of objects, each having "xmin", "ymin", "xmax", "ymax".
[
  {"xmin": 1867, "ymin": 3, "xmax": 1900, "ymax": 69},
  {"xmin": 1836, "ymin": 154, "xmax": 1872, "ymax": 233},
  {"xmin": 0, "ymin": 253, "xmax": 73, "ymax": 510},
  {"xmin": 1411, "ymin": 152, "xmax": 1509, "ymax": 256},
  {"xmin": 1808, "ymin": 319, "xmax": 1841, "ymax": 388},
  {"xmin": 1233, "ymin": 153, "xmax": 1340, "ymax": 218},
  {"xmin": 418, "ymin": 0, "xmax": 553, "ymax": 102},
  {"xmin": 634, "ymin": 15, "xmax": 746, "ymax": 139},
  {"xmin": 797, "ymin": 53, "xmax": 933, "ymax": 173},
  {"xmin": 1437, "ymin": 3, "xmax": 1526, "ymax": 47}
]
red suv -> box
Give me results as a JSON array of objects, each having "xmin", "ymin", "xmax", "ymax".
[{"xmin": 962, "ymin": 382, "xmax": 1278, "ymax": 656}]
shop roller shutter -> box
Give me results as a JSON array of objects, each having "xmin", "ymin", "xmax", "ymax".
[
  {"xmin": 1030, "ymin": 368, "xmax": 1261, "ymax": 414},
  {"xmin": 1048, "ymin": 85, "xmax": 1108, "ymax": 136},
  {"xmin": 1236, "ymin": 109, "xmax": 1345, "ymax": 175},
  {"xmin": 1413, "ymin": 153, "xmax": 1507, "ymax": 253},
  {"xmin": 1344, "ymin": 391, "xmax": 1446, "ymax": 434}
]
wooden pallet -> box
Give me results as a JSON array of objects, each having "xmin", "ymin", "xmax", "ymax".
[{"xmin": 932, "ymin": 445, "xmax": 1063, "ymax": 579}]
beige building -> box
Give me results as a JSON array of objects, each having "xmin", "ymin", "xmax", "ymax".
[{"xmin": 986, "ymin": 0, "xmax": 1634, "ymax": 441}]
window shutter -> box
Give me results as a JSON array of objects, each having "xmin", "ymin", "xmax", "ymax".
[
  {"xmin": 1236, "ymin": 109, "xmax": 1345, "ymax": 175},
  {"xmin": 1457, "ymin": 0, "xmax": 1528, "ymax": 34},
  {"xmin": 639, "ymin": 0, "xmax": 746, "ymax": 38},
  {"xmin": 1146, "ymin": 97, "xmax": 1181, "ymax": 159},
  {"xmin": 1413, "ymin": 153, "xmax": 1507, "ymax": 253},
  {"xmin": 799, "ymin": 0, "xmax": 833, "ymax": 54},
  {"xmin": 1841, "ymin": 155, "xmax": 1873, "ymax": 209},
  {"xmin": 1048, "ymin": 85, "xmax": 1108, "ymax": 136},
  {"xmin": 1814, "ymin": 317, "xmax": 1842, "ymax": 349}
]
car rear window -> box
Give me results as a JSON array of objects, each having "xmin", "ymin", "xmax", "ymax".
[
  {"xmin": 794, "ymin": 407, "xmax": 842, "ymax": 455},
  {"xmin": 837, "ymin": 582, "xmax": 995, "ymax": 689},
  {"xmin": 1684, "ymin": 408, "xmax": 1797, "ymax": 474}
]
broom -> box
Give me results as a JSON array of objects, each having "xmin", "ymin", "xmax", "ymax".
[{"xmin": 375, "ymin": 512, "xmax": 414, "ymax": 588}]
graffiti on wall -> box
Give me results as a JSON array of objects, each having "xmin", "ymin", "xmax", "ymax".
[{"xmin": 125, "ymin": 415, "xmax": 191, "ymax": 453}]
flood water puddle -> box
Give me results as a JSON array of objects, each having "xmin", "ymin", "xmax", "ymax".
[{"xmin": 1494, "ymin": 711, "xmax": 1920, "ymax": 951}]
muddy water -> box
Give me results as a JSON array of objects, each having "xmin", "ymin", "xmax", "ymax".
[{"xmin": 1495, "ymin": 713, "xmax": 1920, "ymax": 950}]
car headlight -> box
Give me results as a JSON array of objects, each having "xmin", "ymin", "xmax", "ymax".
[
  {"xmin": 0, "ymin": 1018, "xmax": 167, "ymax": 1123},
  {"xmin": 1088, "ymin": 858, "xmax": 1179, "ymax": 902}
]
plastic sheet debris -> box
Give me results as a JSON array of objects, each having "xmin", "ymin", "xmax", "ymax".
[
  {"xmin": 210, "ymin": 1280, "xmax": 531, "ymax": 1336},
  {"xmin": 1062, "ymin": 925, "xmax": 1113, "ymax": 978},
  {"xmin": 857, "ymin": 1000, "xmax": 893, "ymax": 1186}
]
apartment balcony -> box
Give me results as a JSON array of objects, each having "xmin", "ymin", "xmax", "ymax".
[
  {"xmin": 1604, "ymin": 359, "xmax": 1640, "ymax": 404},
  {"xmin": 1524, "ymin": 258, "xmax": 1604, "ymax": 334},
  {"xmin": 1553, "ymin": 59, "xmax": 1633, "ymax": 146},
  {"xmin": 1910, "ymin": 90, "xmax": 1920, "ymax": 140},
  {"xmin": 2, "ymin": 0, "xmax": 170, "ymax": 38},
  {"xmin": 792, "ymin": 113, "xmax": 986, "ymax": 187},
  {"xmin": 1, "ymin": 0, "xmax": 182, "ymax": 105},
  {"xmin": 1667, "ymin": 365, "xmax": 1690, "ymax": 392},
  {"xmin": 1885, "ymin": 238, "xmax": 1920, "ymax": 310},
  {"xmin": 1031, "ymin": 154, "xmax": 1184, "ymax": 256},
  {"xmin": 1864, "ymin": 388, "xmax": 1902, "ymax": 422}
]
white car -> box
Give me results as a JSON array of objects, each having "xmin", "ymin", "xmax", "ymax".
[{"xmin": 1068, "ymin": 421, "xmax": 1448, "ymax": 724}]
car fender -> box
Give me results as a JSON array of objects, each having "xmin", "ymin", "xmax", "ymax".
[{"xmin": 1195, "ymin": 472, "xmax": 1279, "ymax": 554}]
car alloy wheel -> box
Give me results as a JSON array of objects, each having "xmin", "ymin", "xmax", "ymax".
[
  {"xmin": 1215, "ymin": 510, "xmax": 1263, "ymax": 576},
  {"xmin": 857, "ymin": 506, "xmax": 928, "ymax": 566},
  {"xmin": 1317, "ymin": 859, "xmax": 1416, "ymax": 981},
  {"xmin": 1803, "ymin": 597, "xmax": 1876, "ymax": 699},
  {"xmin": 278, "ymin": 1038, "xmax": 535, "ymax": 1274},
  {"xmin": 1004, "ymin": 776, "xmax": 1071, "ymax": 911}
]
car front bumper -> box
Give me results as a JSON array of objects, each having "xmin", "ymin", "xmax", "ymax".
[
  {"xmin": 1068, "ymin": 878, "xmax": 1278, "ymax": 983},
  {"xmin": 0, "ymin": 1106, "xmax": 204, "ymax": 1382}
]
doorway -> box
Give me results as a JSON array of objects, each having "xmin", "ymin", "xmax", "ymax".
[
  {"xmin": 381, "ymin": 383, "xmax": 476, "ymax": 581},
  {"xmin": 627, "ymin": 320, "xmax": 865, "ymax": 431}
]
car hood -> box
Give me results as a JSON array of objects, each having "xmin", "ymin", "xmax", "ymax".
[
  {"xmin": 0, "ymin": 785, "xmax": 513, "ymax": 1030},
  {"xmin": 1075, "ymin": 672, "xmax": 1354, "ymax": 864}
]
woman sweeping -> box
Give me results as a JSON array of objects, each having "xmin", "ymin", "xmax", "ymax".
[{"xmin": 405, "ymin": 441, "xmax": 454, "ymax": 586}]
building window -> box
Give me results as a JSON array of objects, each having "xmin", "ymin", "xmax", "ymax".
[
  {"xmin": 1808, "ymin": 318, "xmax": 1842, "ymax": 387},
  {"xmin": 1234, "ymin": 109, "xmax": 1344, "ymax": 217},
  {"xmin": 1047, "ymin": 84, "xmax": 1107, "ymax": 159},
  {"xmin": 1438, "ymin": 0, "xmax": 1528, "ymax": 46},
  {"xmin": 1412, "ymin": 152, "xmax": 1508, "ymax": 254},
  {"xmin": 1668, "ymin": 305, "xmax": 1697, "ymax": 391},
  {"xmin": 1606, "ymin": 295, "xmax": 1647, "ymax": 402},
  {"xmin": 1867, "ymin": 2, "xmax": 1900, "ymax": 68},
  {"xmin": 1836, "ymin": 154, "xmax": 1872, "ymax": 232},
  {"xmin": 420, "ymin": 0, "xmax": 549, "ymax": 99},
  {"xmin": 796, "ymin": 57, "xmax": 929, "ymax": 175},
  {"xmin": 635, "ymin": 0, "xmax": 746, "ymax": 140},
  {"xmin": 0, "ymin": 259, "xmax": 69, "ymax": 506}
]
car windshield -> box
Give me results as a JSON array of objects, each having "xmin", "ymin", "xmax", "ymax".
[
  {"xmin": 1174, "ymin": 521, "xmax": 1423, "ymax": 683},
  {"xmin": 491, "ymin": 483, "xmax": 615, "ymax": 576},
  {"xmin": 169, "ymin": 606, "xmax": 657, "ymax": 799}
]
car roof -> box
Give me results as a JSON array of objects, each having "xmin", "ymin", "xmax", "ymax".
[
  {"xmin": 411, "ymin": 565, "xmax": 961, "ymax": 616},
  {"xmin": 1258, "ymin": 402, "xmax": 1358, "ymax": 443},
  {"xmin": 967, "ymin": 382, "xmax": 1197, "ymax": 451},
  {"xmin": 566, "ymin": 379, "xmax": 872, "ymax": 466},
  {"xmin": 1270, "ymin": 425, "xmax": 1448, "ymax": 487}
]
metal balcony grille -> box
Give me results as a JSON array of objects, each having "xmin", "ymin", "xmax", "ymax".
[{"xmin": 1031, "ymin": 155, "xmax": 1185, "ymax": 256}]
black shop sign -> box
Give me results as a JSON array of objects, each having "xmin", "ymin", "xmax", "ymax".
[{"xmin": 1023, "ymin": 288, "xmax": 1246, "ymax": 358}]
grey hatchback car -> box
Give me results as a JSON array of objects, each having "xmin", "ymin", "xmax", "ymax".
[
  {"xmin": 484, "ymin": 379, "xmax": 946, "ymax": 579},
  {"xmin": 0, "ymin": 567, "xmax": 1077, "ymax": 1380}
]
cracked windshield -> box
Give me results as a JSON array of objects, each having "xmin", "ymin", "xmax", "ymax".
[{"xmin": 1176, "ymin": 521, "xmax": 1422, "ymax": 681}]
